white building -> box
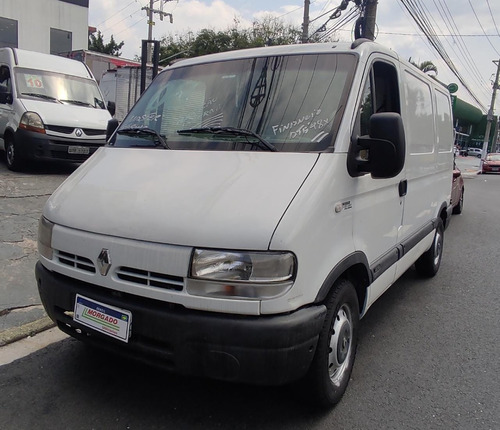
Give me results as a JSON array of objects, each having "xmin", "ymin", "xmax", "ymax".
[{"xmin": 0, "ymin": 0, "xmax": 89, "ymax": 54}]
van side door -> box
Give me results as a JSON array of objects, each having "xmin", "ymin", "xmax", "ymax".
[{"xmin": 350, "ymin": 58, "xmax": 405, "ymax": 304}]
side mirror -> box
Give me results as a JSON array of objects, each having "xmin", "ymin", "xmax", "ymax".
[
  {"xmin": 0, "ymin": 92, "xmax": 12, "ymax": 105},
  {"xmin": 106, "ymin": 118, "xmax": 119, "ymax": 142},
  {"xmin": 348, "ymin": 112, "xmax": 406, "ymax": 179},
  {"xmin": 107, "ymin": 101, "xmax": 116, "ymax": 117}
]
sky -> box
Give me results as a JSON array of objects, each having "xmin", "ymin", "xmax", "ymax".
[{"xmin": 88, "ymin": 0, "xmax": 500, "ymax": 114}]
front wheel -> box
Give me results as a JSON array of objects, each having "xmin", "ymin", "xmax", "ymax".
[
  {"xmin": 5, "ymin": 136, "xmax": 24, "ymax": 171},
  {"xmin": 415, "ymin": 219, "xmax": 444, "ymax": 277},
  {"xmin": 304, "ymin": 278, "xmax": 359, "ymax": 407}
]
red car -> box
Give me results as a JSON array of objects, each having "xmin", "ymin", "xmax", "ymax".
[
  {"xmin": 481, "ymin": 153, "xmax": 500, "ymax": 174},
  {"xmin": 451, "ymin": 162, "xmax": 464, "ymax": 214}
]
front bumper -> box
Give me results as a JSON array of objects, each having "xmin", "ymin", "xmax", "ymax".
[
  {"xmin": 15, "ymin": 128, "xmax": 105, "ymax": 163},
  {"xmin": 36, "ymin": 262, "xmax": 326, "ymax": 385}
]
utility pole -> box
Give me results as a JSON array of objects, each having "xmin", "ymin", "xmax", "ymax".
[
  {"xmin": 302, "ymin": 0, "xmax": 310, "ymax": 43},
  {"xmin": 363, "ymin": 0, "xmax": 378, "ymax": 41},
  {"xmin": 141, "ymin": 0, "xmax": 173, "ymax": 63},
  {"xmin": 481, "ymin": 59, "xmax": 500, "ymax": 161}
]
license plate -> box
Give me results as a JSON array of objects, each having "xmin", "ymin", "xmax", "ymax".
[
  {"xmin": 68, "ymin": 146, "xmax": 89, "ymax": 155},
  {"xmin": 74, "ymin": 294, "xmax": 132, "ymax": 342},
  {"xmin": 492, "ymin": 167, "xmax": 499, "ymax": 172}
]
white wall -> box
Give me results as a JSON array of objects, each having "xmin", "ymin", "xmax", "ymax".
[{"xmin": 0, "ymin": 0, "xmax": 88, "ymax": 53}]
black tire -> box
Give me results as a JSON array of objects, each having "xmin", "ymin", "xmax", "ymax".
[
  {"xmin": 452, "ymin": 189, "xmax": 464, "ymax": 215},
  {"xmin": 5, "ymin": 135, "xmax": 24, "ymax": 171},
  {"xmin": 305, "ymin": 278, "xmax": 359, "ymax": 407},
  {"xmin": 415, "ymin": 219, "xmax": 444, "ymax": 277}
]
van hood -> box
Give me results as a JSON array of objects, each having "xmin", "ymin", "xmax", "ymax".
[
  {"xmin": 45, "ymin": 148, "xmax": 319, "ymax": 249},
  {"xmin": 20, "ymin": 99, "xmax": 111, "ymax": 129}
]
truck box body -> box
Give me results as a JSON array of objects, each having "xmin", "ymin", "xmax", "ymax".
[{"xmin": 36, "ymin": 41, "xmax": 454, "ymax": 406}]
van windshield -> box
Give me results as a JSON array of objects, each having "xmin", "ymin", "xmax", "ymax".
[
  {"xmin": 114, "ymin": 53, "xmax": 357, "ymax": 152},
  {"xmin": 14, "ymin": 67, "xmax": 106, "ymax": 109}
]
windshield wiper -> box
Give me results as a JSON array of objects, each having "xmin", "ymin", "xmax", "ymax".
[
  {"xmin": 177, "ymin": 127, "xmax": 277, "ymax": 152},
  {"xmin": 21, "ymin": 92, "xmax": 61, "ymax": 103},
  {"xmin": 116, "ymin": 127, "xmax": 169, "ymax": 149},
  {"xmin": 60, "ymin": 99, "xmax": 95, "ymax": 108}
]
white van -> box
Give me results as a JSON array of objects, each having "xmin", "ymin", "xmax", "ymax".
[
  {"xmin": 0, "ymin": 48, "xmax": 112, "ymax": 170},
  {"xmin": 36, "ymin": 41, "xmax": 454, "ymax": 407}
]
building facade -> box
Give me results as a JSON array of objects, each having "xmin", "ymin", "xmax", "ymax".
[{"xmin": 0, "ymin": 0, "xmax": 89, "ymax": 54}]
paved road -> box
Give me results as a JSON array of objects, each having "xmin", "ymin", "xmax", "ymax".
[
  {"xmin": 0, "ymin": 160, "xmax": 78, "ymax": 343},
  {"xmin": 0, "ymin": 155, "xmax": 499, "ymax": 429}
]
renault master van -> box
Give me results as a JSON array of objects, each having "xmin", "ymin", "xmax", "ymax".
[
  {"xmin": 36, "ymin": 40, "xmax": 454, "ymax": 407},
  {"xmin": 0, "ymin": 48, "xmax": 111, "ymax": 171}
]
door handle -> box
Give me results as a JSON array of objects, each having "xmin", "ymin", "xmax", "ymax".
[{"xmin": 399, "ymin": 180, "xmax": 408, "ymax": 197}]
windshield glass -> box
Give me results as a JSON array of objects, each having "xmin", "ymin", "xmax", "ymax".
[
  {"xmin": 14, "ymin": 67, "xmax": 106, "ymax": 109},
  {"xmin": 487, "ymin": 154, "xmax": 500, "ymax": 161},
  {"xmin": 115, "ymin": 53, "xmax": 356, "ymax": 152}
]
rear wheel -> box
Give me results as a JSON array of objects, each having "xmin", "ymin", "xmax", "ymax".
[
  {"xmin": 305, "ymin": 278, "xmax": 359, "ymax": 407},
  {"xmin": 415, "ymin": 219, "xmax": 444, "ymax": 277},
  {"xmin": 5, "ymin": 135, "xmax": 24, "ymax": 171}
]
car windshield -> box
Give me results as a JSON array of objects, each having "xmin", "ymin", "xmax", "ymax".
[
  {"xmin": 14, "ymin": 67, "xmax": 106, "ymax": 109},
  {"xmin": 486, "ymin": 154, "xmax": 500, "ymax": 161},
  {"xmin": 113, "ymin": 53, "xmax": 357, "ymax": 152}
]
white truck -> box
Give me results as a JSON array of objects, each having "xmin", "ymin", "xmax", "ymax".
[
  {"xmin": 99, "ymin": 66, "xmax": 154, "ymax": 122},
  {"xmin": 0, "ymin": 48, "xmax": 111, "ymax": 170},
  {"xmin": 36, "ymin": 40, "xmax": 454, "ymax": 407}
]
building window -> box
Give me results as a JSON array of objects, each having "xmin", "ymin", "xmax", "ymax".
[
  {"xmin": 0, "ymin": 17, "xmax": 18, "ymax": 48},
  {"xmin": 50, "ymin": 28, "xmax": 72, "ymax": 55}
]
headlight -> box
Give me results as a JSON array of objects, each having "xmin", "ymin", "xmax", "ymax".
[
  {"xmin": 38, "ymin": 216, "xmax": 54, "ymax": 259},
  {"xmin": 19, "ymin": 112, "xmax": 46, "ymax": 134},
  {"xmin": 188, "ymin": 249, "xmax": 296, "ymax": 299}
]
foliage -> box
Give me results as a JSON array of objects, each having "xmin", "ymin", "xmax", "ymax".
[
  {"xmin": 409, "ymin": 58, "xmax": 438, "ymax": 76},
  {"xmin": 158, "ymin": 16, "xmax": 334, "ymax": 64},
  {"xmin": 88, "ymin": 31, "xmax": 125, "ymax": 57}
]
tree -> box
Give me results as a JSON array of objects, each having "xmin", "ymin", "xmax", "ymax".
[
  {"xmin": 158, "ymin": 16, "xmax": 313, "ymax": 64},
  {"xmin": 88, "ymin": 31, "xmax": 124, "ymax": 56},
  {"xmin": 409, "ymin": 58, "xmax": 438, "ymax": 76}
]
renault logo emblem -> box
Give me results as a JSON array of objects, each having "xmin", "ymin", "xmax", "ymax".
[
  {"xmin": 97, "ymin": 249, "xmax": 112, "ymax": 276},
  {"xmin": 75, "ymin": 128, "xmax": 83, "ymax": 137}
]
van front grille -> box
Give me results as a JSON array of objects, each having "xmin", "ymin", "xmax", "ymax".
[
  {"xmin": 116, "ymin": 267, "xmax": 184, "ymax": 291},
  {"xmin": 57, "ymin": 251, "xmax": 96, "ymax": 273}
]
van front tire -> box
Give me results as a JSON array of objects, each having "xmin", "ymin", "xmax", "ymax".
[
  {"xmin": 5, "ymin": 136, "xmax": 24, "ymax": 171},
  {"xmin": 415, "ymin": 219, "xmax": 444, "ymax": 277},
  {"xmin": 305, "ymin": 278, "xmax": 359, "ymax": 407}
]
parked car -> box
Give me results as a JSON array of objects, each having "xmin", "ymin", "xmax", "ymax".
[
  {"xmin": 467, "ymin": 147, "xmax": 482, "ymax": 157},
  {"xmin": 481, "ymin": 153, "xmax": 500, "ymax": 174},
  {"xmin": 451, "ymin": 162, "xmax": 464, "ymax": 214}
]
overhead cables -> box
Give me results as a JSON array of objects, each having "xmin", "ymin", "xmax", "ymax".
[{"xmin": 399, "ymin": 0, "xmax": 487, "ymax": 112}]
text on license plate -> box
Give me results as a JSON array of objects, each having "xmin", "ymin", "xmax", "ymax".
[
  {"xmin": 74, "ymin": 294, "xmax": 132, "ymax": 342},
  {"xmin": 68, "ymin": 146, "xmax": 89, "ymax": 155}
]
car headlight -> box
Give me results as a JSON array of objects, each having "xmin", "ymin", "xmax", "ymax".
[
  {"xmin": 187, "ymin": 249, "xmax": 296, "ymax": 299},
  {"xmin": 19, "ymin": 112, "xmax": 46, "ymax": 134},
  {"xmin": 38, "ymin": 216, "xmax": 54, "ymax": 259}
]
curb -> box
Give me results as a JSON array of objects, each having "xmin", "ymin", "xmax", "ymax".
[{"xmin": 0, "ymin": 317, "xmax": 55, "ymax": 347}]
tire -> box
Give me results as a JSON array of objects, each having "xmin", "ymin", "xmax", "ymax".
[
  {"xmin": 5, "ymin": 135, "xmax": 24, "ymax": 171},
  {"xmin": 415, "ymin": 218, "xmax": 444, "ymax": 277},
  {"xmin": 452, "ymin": 189, "xmax": 464, "ymax": 215},
  {"xmin": 304, "ymin": 278, "xmax": 359, "ymax": 407}
]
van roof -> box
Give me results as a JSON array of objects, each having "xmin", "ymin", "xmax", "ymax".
[
  {"xmin": 7, "ymin": 48, "xmax": 92, "ymax": 79},
  {"xmin": 167, "ymin": 40, "xmax": 400, "ymax": 69}
]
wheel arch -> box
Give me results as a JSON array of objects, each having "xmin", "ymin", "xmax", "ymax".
[{"xmin": 314, "ymin": 251, "xmax": 371, "ymax": 315}]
